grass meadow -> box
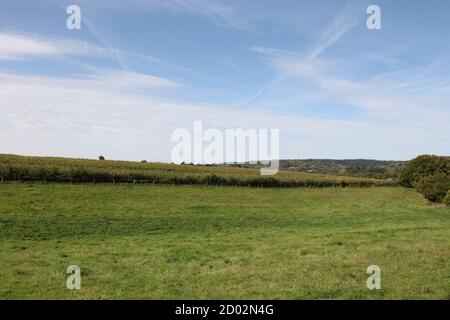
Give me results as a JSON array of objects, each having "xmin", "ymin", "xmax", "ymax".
[{"xmin": 1, "ymin": 183, "xmax": 449, "ymax": 299}]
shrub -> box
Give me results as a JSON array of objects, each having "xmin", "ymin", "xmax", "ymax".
[
  {"xmin": 399, "ymin": 155, "xmax": 449, "ymax": 187},
  {"xmin": 414, "ymin": 173, "xmax": 450, "ymax": 203},
  {"xmin": 444, "ymin": 190, "xmax": 450, "ymax": 206}
]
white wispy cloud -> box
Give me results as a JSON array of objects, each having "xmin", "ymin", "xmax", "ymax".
[
  {"xmin": 84, "ymin": 69, "xmax": 180, "ymax": 88},
  {"xmin": 255, "ymin": 44, "xmax": 450, "ymax": 122},
  {"xmin": 0, "ymin": 33, "xmax": 57, "ymax": 60},
  {"xmin": 307, "ymin": 4, "xmax": 361, "ymax": 59},
  {"xmin": 0, "ymin": 32, "xmax": 119, "ymax": 60},
  {"xmin": 75, "ymin": 0, "xmax": 329, "ymax": 32},
  {"xmin": 243, "ymin": 5, "xmax": 360, "ymax": 109},
  {"xmin": 0, "ymin": 32, "xmax": 181, "ymax": 90},
  {"xmin": 78, "ymin": 0, "xmax": 240, "ymax": 28},
  {"xmin": 148, "ymin": 0, "xmax": 232, "ymax": 18},
  {"xmin": 0, "ymin": 31, "xmax": 179, "ymax": 72},
  {"xmin": 250, "ymin": 2, "xmax": 448, "ymax": 122},
  {"xmin": 247, "ymin": 6, "xmax": 449, "ymax": 159}
]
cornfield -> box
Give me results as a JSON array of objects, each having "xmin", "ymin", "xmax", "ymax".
[{"xmin": 0, "ymin": 154, "xmax": 397, "ymax": 188}]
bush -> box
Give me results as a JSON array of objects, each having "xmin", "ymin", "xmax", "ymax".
[
  {"xmin": 414, "ymin": 173, "xmax": 450, "ymax": 203},
  {"xmin": 399, "ymin": 155, "xmax": 449, "ymax": 187},
  {"xmin": 444, "ymin": 190, "xmax": 450, "ymax": 206}
]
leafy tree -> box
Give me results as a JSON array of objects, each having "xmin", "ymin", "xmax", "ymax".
[
  {"xmin": 414, "ymin": 173, "xmax": 450, "ymax": 203},
  {"xmin": 98, "ymin": 155, "xmax": 105, "ymax": 161},
  {"xmin": 399, "ymin": 155, "xmax": 449, "ymax": 187}
]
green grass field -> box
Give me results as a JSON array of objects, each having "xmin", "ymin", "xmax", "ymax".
[{"xmin": 1, "ymin": 182, "xmax": 449, "ymax": 299}]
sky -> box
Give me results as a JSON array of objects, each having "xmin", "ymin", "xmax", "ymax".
[{"xmin": 0, "ymin": 0, "xmax": 449, "ymax": 162}]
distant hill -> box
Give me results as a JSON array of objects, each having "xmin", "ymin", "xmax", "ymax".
[{"xmin": 221, "ymin": 159, "xmax": 406, "ymax": 180}]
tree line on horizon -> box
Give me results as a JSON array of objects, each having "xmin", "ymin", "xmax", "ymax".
[{"xmin": 218, "ymin": 159, "xmax": 405, "ymax": 180}]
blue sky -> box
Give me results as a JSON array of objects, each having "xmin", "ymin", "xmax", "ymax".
[{"xmin": 0, "ymin": 0, "xmax": 449, "ymax": 161}]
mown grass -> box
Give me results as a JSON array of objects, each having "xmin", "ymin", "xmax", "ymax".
[
  {"xmin": 0, "ymin": 154, "xmax": 396, "ymax": 187},
  {"xmin": 0, "ymin": 183, "xmax": 449, "ymax": 299}
]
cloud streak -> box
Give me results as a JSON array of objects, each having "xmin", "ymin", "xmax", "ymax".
[
  {"xmin": 0, "ymin": 32, "xmax": 121, "ymax": 60},
  {"xmin": 308, "ymin": 5, "xmax": 360, "ymax": 59}
]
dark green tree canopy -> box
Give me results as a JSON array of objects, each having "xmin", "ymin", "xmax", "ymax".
[{"xmin": 399, "ymin": 155, "xmax": 449, "ymax": 187}]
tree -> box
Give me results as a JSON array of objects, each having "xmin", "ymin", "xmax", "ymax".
[
  {"xmin": 399, "ymin": 155, "xmax": 449, "ymax": 187},
  {"xmin": 414, "ymin": 173, "xmax": 450, "ymax": 203},
  {"xmin": 98, "ymin": 155, "xmax": 105, "ymax": 161}
]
